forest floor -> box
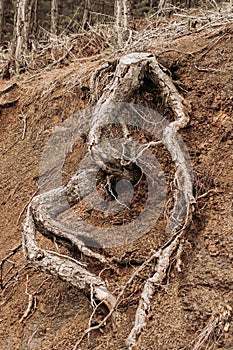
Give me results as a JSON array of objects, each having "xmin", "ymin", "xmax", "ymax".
[{"xmin": 0, "ymin": 7, "xmax": 233, "ymax": 350}]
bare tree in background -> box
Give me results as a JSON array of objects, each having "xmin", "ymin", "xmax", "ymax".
[
  {"xmin": 82, "ymin": 0, "xmax": 91, "ymax": 30},
  {"xmin": 0, "ymin": 0, "xmax": 4, "ymax": 43},
  {"xmin": 114, "ymin": 0, "xmax": 131, "ymax": 46},
  {"xmin": 51, "ymin": 0, "xmax": 59, "ymax": 35},
  {"xmin": 158, "ymin": 0, "xmax": 166, "ymax": 13},
  {"xmin": 14, "ymin": 0, "xmax": 38, "ymax": 72}
]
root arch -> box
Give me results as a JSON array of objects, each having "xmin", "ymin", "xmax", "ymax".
[{"xmin": 23, "ymin": 52, "xmax": 195, "ymax": 348}]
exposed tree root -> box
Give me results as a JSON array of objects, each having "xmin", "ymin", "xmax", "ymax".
[
  {"xmin": 19, "ymin": 275, "xmax": 35, "ymax": 323},
  {"xmin": 23, "ymin": 203, "xmax": 116, "ymax": 314},
  {"xmin": 126, "ymin": 235, "xmax": 182, "ymax": 349},
  {"xmin": 192, "ymin": 304, "xmax": 232, "ymax": 350},
  {"xmin": 22, "ymin": 52, "xmax": 195, "ymax": 347}
]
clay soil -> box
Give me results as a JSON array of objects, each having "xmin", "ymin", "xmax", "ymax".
[{"xmin": 0, "ymin": 14, "xmax": 233, "ymax": 350}]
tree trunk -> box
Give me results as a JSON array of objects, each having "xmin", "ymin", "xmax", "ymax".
[
  {"xmin": 114, "ymin": 0, "xmax": 131, "ymax": 46},
  {"xmin": 158, "ymin": 0, "xmax": 166, "ymax": 13},
  {"xmin": 150, "ymin": 0, "xmax": 153, "ymax": 11},
  {"xmin": 51, "ymin": 0, "xmax": 58, "ymax": 35},
  {"xmin": 30, "ymin": 0, "xmax": 38, "ymax": 48},
  {"xmin": 14, "ymin": 0, "xmax": 38, "ymax": 72},
  {"xmin": 0, "ymin": 0, "xmax": 4, "ymax": 43},
  {"xmin": 82, "ymin": 0, "xmax": 91, "ymax": 30}
]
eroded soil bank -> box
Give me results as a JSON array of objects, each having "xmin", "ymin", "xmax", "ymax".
[{"xmin": 0, "ymin": 16, "xmax": 232, "ymax": 350}]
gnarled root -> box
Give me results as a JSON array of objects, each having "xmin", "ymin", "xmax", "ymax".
[
  {"xmin": 23, "ymin": 203, "xmax": 116, "ymax": 314},
  {"xmin": 22, "ymin": 52, "xmax": 194, "ymax": 346}
]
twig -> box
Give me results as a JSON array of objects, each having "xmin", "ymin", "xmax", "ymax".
[
  {"xmin": 19, "ymin": 294, "xmax": 35, "ymax": 323},
  {"xmin": 17, "ymin": 188, "xmax": 40, "ymax": 225},
  {"xmin": 2, "ymin": 136, "xmax": 20, "ymax": 155},
  {"xmin": 175, "ymin": 238, "xmax": 185, "ymax": 272},
  {"xmin": 0, "ymin": 244, "xmax": 22, "ymax": 289},
  {"xmin": 196, "ymin": 188, "xmax": 218, "ymax": 200},
  {"xmin": 19, "ymin": 275, "xmax": 35, "ymax": 323},
  {"xmin": 194, "ymin": 63, "xmax": 231, "ymax": 73},
  {"xmin": 198, "ymin": 34, "xmax": 226, "ymax": 59},
  {"xmin": 5, "ymin": 182, "xmax": 21, "ymax": 202},
  {"xmin": 2, "ymin": 263, "xmax": 29, "ymax": 291},
  {"xmin": 0, "ymin": 83, "xmax": 18, "ymax": 95},
  {"xmin": 27, "ymin": 325, "xmax": 39, "ymax": 348},
  {"xmin": 0, "ymin": 281, "xmax": 18, "ymax": 305},
  {"xmin": 47, "ymin": 293, "xmax": 61, "ymax": 316},
  {"xmin": 22, "ymin": 115, "xmax": 28, "ymax": 140},
  {"xmin": 17, "ymin": 170, "xmax": 55, "ymax": 226}
]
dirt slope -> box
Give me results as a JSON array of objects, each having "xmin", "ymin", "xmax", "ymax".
[{"xmin": 0, "ymin": 20, "xmax": 233, "ymax": 350}]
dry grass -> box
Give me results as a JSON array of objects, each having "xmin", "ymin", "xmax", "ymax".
[{"xmin": 1, "ymin": 3, "xmax": 232, "ymax": 79}]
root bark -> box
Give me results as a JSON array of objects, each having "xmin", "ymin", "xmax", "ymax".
[{"xmin": 22, "ymin": 52, "xmax": 195, "ymax": 347}]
